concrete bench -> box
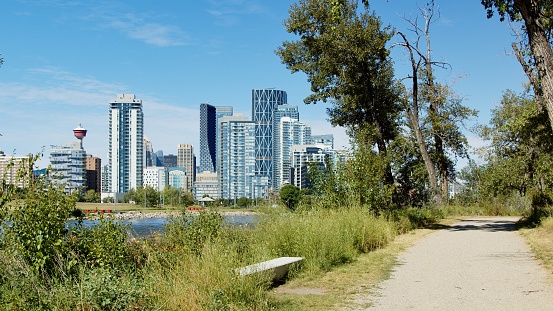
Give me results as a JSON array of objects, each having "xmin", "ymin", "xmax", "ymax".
[{"xmin": 236, "ymin": 257, "xmax": 303, "ymax": 282}]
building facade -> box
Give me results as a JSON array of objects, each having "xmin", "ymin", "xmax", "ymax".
[
  {"xmin": 252, "ymin": 89, "xmax": 287, "ymax": 189},
  {"xmin": 177, "ymin": 144, "xmax": 195, "ymax": 189},
  {"xmin": 274, "ymin": 117, "xmax": 311, "ymax": 190},
  {"xmin": 143, "ymin": 166, "xmax": 168, "ymax": 191},
  {"xmin": 50, "ymin": 141, "xmax": 87, "ymax": 194},
  {"xmin": 0, "ymin": 151, "xmax": 31, "ymax": 188},
  {"xmin": 85, "ymin": 155, "xmax": 101, "ymax": 192},
  {"xmin": 218, "ymin": 115, "xmax": 259, "ymax": 199},
  {"xmin": 290, "ymin": 145, "xmax": 329, "ymax": 189},
  {"xmin": 107, "ymin": 94, "xmax": 144, "ymax": 194},
  {"xmin": 193, "ymin": 171, "xmax": 219, "ymax": 201},
  {"xmin": 199, "ymin": 104, "xmax": 234, "ymax": 173},
  {"xmin": 311, "ymin": 134, "xmax": 334, "ymax": 150},
  {"xmin": 168, "ymin": 168, "xmax": 187, "ymax": 190}
]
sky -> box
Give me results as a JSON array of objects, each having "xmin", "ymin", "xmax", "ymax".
[{"xmin": 0, "ymin": 0, "xmax": 527, "ymax": 169}]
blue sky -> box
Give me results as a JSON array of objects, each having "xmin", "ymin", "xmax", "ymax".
[{"xmin": 0, "ymin": 0, "xmax": 526, "ymax": 168}]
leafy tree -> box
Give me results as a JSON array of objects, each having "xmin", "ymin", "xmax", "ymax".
[
  {"xmin": 236, "ymin": 197, "xmax": 252, "ymax": 208},
  {"xmin": 277, "ymin": 0, "xmax": 402, "ymax": 185},
  {"xmin": 82, "ymin": 189, "xmax": 101, "ymax": 203},
  {"xmin": 396, "ymin": 1, "xmax": 477, "ymax": 203},
  {"xmin": 482, "ymin": 0, "xmax": 553, "ymax": 132},
  {"xmin": 0, "ymin": 154, "xmax": 75, "ymax": 276},
  {"xmin": 280, "ymin": 184, "xmax": 302, "ymax": 210},
  {"xmin": 475, "ymin": 89, "xmax": 553, "ymax": 197}
]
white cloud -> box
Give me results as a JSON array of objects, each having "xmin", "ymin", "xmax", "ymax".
[
  {"xmin": 107, "ymin": 17, "xmax": 190, "ymax": 47},
  {"xmin": 0, "ymin": 67, "xmax": 200, "ymax": 168}
]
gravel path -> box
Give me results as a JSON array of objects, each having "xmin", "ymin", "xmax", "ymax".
[{"xmin": 365, "ymin": 217, "xmax": 553, "ymax": 310}]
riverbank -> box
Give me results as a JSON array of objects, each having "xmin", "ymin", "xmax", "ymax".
[{"xmin": 81, "ymin": 209, "xmax": 257, "ymax": 220}]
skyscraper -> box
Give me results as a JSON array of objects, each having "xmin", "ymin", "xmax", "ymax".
[
  {"xmin": 218, "ymin": 115, "xmax": 258, "ymax": 200},
  {"xmin": 107, "ymin": 94, "xmax": 144, "ymax": 194},
  {"xmin": 272, "ymin": 104, "xmax": 300, "ymax": 188},
  {"xmin": 274, "ymin": 117, "xmax": 311, "ymax": 189},
  {"xmin": 199, "ymin": 103, "xmax": 217, "ymax": 173},
  {"xmin": 252, "ymin": 89, "xmax": 287, "ymax": 189},
  {"xmin": 199, "ymin": 104, "xmax": 233, "ymax": 173},
  {"xmin": 177, "ymin": 144, "xmax": 195, "ymax": 189}
]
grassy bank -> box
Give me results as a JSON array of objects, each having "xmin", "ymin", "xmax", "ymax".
[{"xmin": 0, "ymin": 205, "xmax": 441, "ymax": 310}]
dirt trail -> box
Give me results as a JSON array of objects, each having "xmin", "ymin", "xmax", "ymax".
[{"xmin": 360, "ymin": 217, "xmax": 553, "ymax": 310}]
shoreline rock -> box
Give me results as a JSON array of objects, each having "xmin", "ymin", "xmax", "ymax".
[{"xmin": 82, "ymin": 210, "xmax": 257, "ymax": 221}]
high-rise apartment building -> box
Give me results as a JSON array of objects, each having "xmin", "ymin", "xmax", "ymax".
[
  {"xmin": 177, "ymin": 144, "xmax": 195, "ymax": 189},
  {"xmin": 274, "ymin": 117, "xmax": 311, "ymax": 189},
  {"xmin": 252, "ymin": 89, "xmax": 287, "ymax": 189},
  {"xmin": 290, "ymin": 145, "xmax": 329, "ymax": 189},
  {"xmin": 85, "ymin": 155, "xmax": 101, "ymax": 192},
  {"xmin": 199, "ymin": 104, "xmax": 233, "ymax": 173},
  {"xmin": 218, "ymin": 115, "xmax": 260, "ymax": 199},
  {"xmin": 106, "ymin": 94, "xmax": 144, "ymax": 195},
  {"xmin": 0, "ymin": 150, "xmax": 31, "ymax": 188}
]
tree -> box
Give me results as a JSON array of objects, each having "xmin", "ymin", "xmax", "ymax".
[
  {"xmin": 396, "ymin": 1, "xmax": 477, "ymax": 203},
  {"xmin": 279, "ymin": 184, "xmax": 302, "ymax": 210},
  {"xmin": 476, "ymin": 89, "xmax": 553, "ymax": 197},
  {"xmin": 277, "ymin": 0, "xmax": 402, "ymax": 186},
  {"xmin": 482, "ymin": 0, "xmax": 553, "ymax": 132}
]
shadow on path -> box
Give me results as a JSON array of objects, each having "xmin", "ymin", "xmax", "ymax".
[{"xmin": 446, "ymin": 218, "xmax": 519, "ymax": 232}]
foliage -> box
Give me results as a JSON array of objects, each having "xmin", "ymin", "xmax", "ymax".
[
  {"xmin": 279, "ymin": 184, "xmax": 302, "ymax": 210},
  {"xmin": 81, "ymin": 189, "xmax": 101, "ymax": 203},
  {"xmin": 465, "ymin": 90, "xmax": 553, "ymax": 200},
  {"xmin": 0, "ymin": 154, "xmax": 75, "ymax": 276},
  {"xmin": 164, "ymin": 210, "xmax": 224, "ymax": 255},
  {"xmin": 236, "ymin": 197, "xmax": 252, "ymax": 208},
  {"xmin": 277, "ymin": 0, "xmax": 402, "ymax": 185}
]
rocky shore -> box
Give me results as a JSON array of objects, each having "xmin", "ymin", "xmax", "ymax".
[{"xmin": 83, "ymin": 210, "xmax": 257, "ymax": 220}]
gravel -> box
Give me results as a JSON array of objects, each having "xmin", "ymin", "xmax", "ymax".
[{"xmin": 361, "ymin": 217, "xmax": 553, "ymax": 310}]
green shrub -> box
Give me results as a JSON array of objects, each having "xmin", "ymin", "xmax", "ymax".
[{"xmin": 164, "ymin": 209, "xmax": 224, "ymax": 255}]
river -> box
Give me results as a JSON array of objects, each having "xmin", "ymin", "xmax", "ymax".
[{"xmin": 67, "ymin": 215, "xmax": 258, "ymax": 237}]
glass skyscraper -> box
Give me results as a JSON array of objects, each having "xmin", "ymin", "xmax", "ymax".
[
  {"xmin": 107, "ymin": 94, "xmax": 144, "ymax": 194},
  {"xmin": 199, "ymin": 104, "xmax": 233, "ymax": 173},
  {"xmin": 252, "ymin": 89, "xmax": 287, "ymax": 189}
]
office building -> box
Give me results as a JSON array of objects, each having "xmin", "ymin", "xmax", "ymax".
[
  {"xmin": 144, "ymin": 136, "xmax": 154, "ymax": 167},
  {"xmin": 252, "ymin": 89, "xmax": 287, "ymax": 189},
  {"xmin": 168, "ymin": 168, "xmax": 187, "ymax": 190},
  {"xmin": 85, "ymin": 155, "xmax": 101, "ymax": 192},
  {"xmin": 177, "ymin": 144, "xmax": 195, "ymax": 189},
  {"xmin": 49, "ymin": 125, "xmax": 88, "ymax": 194},
  {"xmin": 163, "ymin": 154, "xmax": 177, "ymax": 168},
  {"xmin": 106, "ymin": 94, "xmax": 144, "ymax": 195},
  {"xmin": 143, "ymin": 166, "xmax": 168, "ymax": 191},
  {"xmin": 218, "ymin": 115, "xmax": 261, "ymax": 199}
]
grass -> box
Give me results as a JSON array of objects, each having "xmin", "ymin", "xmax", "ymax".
[
  {"xmin": 269, "ymin": 219, "xmax": 454, "ymax": 311},
  {"xmin": 520, "ymin": 217, "xmax": 553, "ymax": 278}
]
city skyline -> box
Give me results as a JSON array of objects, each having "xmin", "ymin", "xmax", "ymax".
[{"xmin": 0, "ymin": 1, "xmax": 529, "ymax": 170}]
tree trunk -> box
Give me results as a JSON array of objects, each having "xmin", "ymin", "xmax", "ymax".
[
  {"xmin": 515, "ymin": 0, "xmax": 553, "ymax": 131},
  {"xmin": 398, "ymin": 31, "xmax": 442, "ymax": 205}
]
